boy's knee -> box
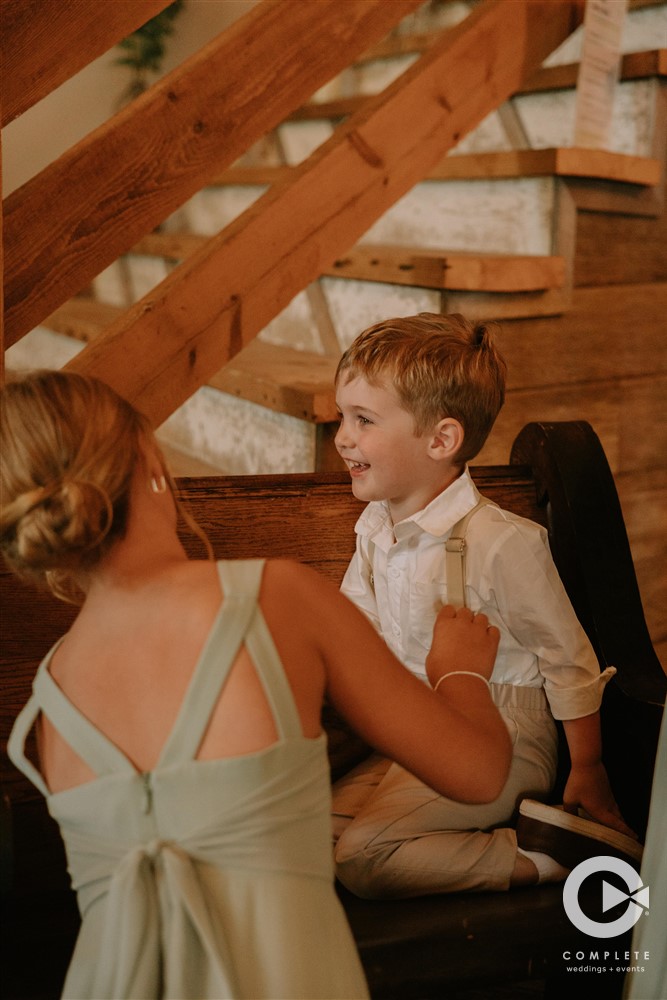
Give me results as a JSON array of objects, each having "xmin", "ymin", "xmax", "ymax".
[{"xmin": 334, "ymin": 831, "xmax": 390, "ymax": 899}]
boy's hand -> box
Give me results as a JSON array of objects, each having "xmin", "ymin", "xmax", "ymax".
[
  {"xmin": 426, "ymin": 605, "xmax": 499, "ymax": 689},
  {"xmin": 563, "ymin": 762, "xmax": 638, "ymax": 839}
]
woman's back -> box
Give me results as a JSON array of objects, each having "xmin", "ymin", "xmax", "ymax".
[
  {"xmin": 10, "ymin": 559, "xmax": 368, "ymax": 1000},
  {"xmin": 37, "ymin": 556, "xmax": 325, "ymax": 791}
]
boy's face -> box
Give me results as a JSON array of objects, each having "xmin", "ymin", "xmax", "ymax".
[{"xmin": 335, "ymin": 374, "xmax": 452, "ymax": 523}]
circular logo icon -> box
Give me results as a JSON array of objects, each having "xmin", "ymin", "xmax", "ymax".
[{"xmin": 563, "ymin": 856, "xmax": 649, "ymax": 939}]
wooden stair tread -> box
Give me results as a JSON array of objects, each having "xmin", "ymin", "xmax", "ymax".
[
  {"xmin": 42, "ymin": 300, "xmax": 338, "ymax": 424},
  {"xmin": 132, "ymin": 232, "xmax": 209, "ymax": 259},
  {"xmin": 209, "ymin": 165, "xmax": 292, "ymax": 188},
  {"xmin": 430, "ymin": 148, "xmax": 663, "ymax": 186},
  {"xmin": 209, "ymin": 340, "xmax": 338, "ymax": 423},
  {"xmin": 357, "ymin": 0, "xmax": 660, "ymax": 63},
  {"xmin": 291, "ymin": 49, "xmax": 666, "ymax": 119},
  {"xmin": 125, "ymin": 234, "xmax": 566, "ymax": 293},
  {"xmin": 522, "ymin": 48, "xmax": 667, "ymax": 94},
  {"xmin": 215, "ymin": 148, "xmax": 662, "ymax": 189},
  {"xmin": 322, "ymin": 245, "xmax": 565, "ymax": 291},
  {"xmin": 44, "ymin": 298, "xmax": 123, "ymax": 342}
]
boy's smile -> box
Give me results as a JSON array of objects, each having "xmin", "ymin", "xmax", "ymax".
[{"xmin": 335, "ymin": 374, "xmax": 456, "ymax": 523}]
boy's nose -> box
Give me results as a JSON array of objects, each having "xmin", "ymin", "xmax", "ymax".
[{"xmin": 335, "ymin": 421, "xmax": 352, "ymax": 451}]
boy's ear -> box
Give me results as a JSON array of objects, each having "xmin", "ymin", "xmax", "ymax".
[{"xmin": 428, "ymin": 417, "xmax": 464, "ymax": 462}]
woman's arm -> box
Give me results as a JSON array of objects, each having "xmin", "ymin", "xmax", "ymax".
[{"xmin": 263, "ymin": 560, "xmax": 511, "ymax": 804}]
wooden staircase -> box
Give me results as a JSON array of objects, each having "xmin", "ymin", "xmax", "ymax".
[{"xmin": 2, "ymin": 0, "xmax": 666, "ymax": 662}]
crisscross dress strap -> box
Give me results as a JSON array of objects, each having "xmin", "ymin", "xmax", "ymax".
[
  {"xmin": 221, "ymin": 560, "xmax": 304, "ymax": 741},
  {"xmin": 8, "ymin": 642, "xmax": 135, "ymax": 795},
  {"xmin": 158, "ymin": 559, "xmax": 266, "ymax": 766}
]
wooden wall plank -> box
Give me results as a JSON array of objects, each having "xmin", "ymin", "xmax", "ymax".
[
  {"xmin": 470, "ymin": 278, "xmax": 667, "ymax": 665},
  {"xmin": 494, "ymin": 282, "xmax": 667, "ymax": 392},
  {"xmin": 3, "ymin": 0, "xmax": 422, "ymax": 346},
  {"xmin": 65, "ymin": 0, "xmax": 584, "ymax": 425},
  {"xmin": 481, "ymin": 374, "xmax": 667, "ymax": 474},
  {"xmin": 0, "ymin": 0, "xmax": 173, "ymax": 126},
  {"xmin": 574, "ymin": 183, "xmax": 667, "ymax": 285}
]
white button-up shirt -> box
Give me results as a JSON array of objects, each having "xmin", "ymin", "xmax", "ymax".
[{"xmin": 340, "ymin": 468, "xmax": 614, "ymax": 720}]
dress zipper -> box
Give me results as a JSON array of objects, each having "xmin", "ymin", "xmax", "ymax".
[{"xmin": 141, "ymin": 771, "xmax": 153, "ymax": 814}]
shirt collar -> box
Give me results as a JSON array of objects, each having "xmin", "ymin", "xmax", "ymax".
[{"xmin": 354, "ymin": 467, "xmax": 482, "ymax": 541}]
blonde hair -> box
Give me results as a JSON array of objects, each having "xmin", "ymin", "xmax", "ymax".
[
  {"xmin": 335, "ymin": 313, "xmax": 507, "ymax": 464},
  {"xmin": 0, "ymin": 370, "xmax": 209, "ymax": 603}
]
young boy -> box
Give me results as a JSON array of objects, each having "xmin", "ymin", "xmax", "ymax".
[{"xmin": 332, "ymin": 312, "xmax": 640, "ymax": 898}]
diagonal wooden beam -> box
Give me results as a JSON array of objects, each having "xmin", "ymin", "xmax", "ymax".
[
  {"xmin": 1, "ymin": 0, "xmax": 173, "ymax": 126},
  {"xmin": 3, "ymin": 0, "xmax": 422, "ymax": 347},
  {"xmin": 67, "ymin": 0, "xmax": 584, "ymax": 426}
]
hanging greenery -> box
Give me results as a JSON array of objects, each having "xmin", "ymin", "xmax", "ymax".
[{"xmin": 116, "ymin": 0, "xmax": 186, "ymax": 104}]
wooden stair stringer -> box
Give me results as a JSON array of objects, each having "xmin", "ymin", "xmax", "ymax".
[
  {"xmin": 0, "ymin": 0, "xmax": 173, "ymax": 127},
  {"xmin": 3, "ymin": 0, "xmax": 424, "ymax": 348}
]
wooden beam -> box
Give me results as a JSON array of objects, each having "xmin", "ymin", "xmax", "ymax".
[
  {"xmin": 2, "ymin": 0, "xmax": 422, "ymax": 347},
  {"xmin": 0, "ymin": 0, "xmax": 173, "ymax": 126},
  {"xmin": 65, "ymin": 0, "xmax": 585, "ymax": 425},
  {"xmin": 322, "ymin": 245, "xmax": 565, "ymax": 292}
]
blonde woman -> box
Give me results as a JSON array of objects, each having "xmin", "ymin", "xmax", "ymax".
[{"xmin": 1, "ymin": 370, "xmax": 509, "ymax": 1000}]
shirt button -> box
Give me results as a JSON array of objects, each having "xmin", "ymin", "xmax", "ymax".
[
  {"xmin": 389, "ymin": 567, "xmax": 400, "ymax": 579},
  {"xmin": 392, "ymin": 624, "xmax": 401, "ymax": 638}
]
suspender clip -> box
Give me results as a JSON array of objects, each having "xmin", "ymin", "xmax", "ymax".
[{"xmin": 445, "ymin": 537, "xmax": 466, "ymax": 554}]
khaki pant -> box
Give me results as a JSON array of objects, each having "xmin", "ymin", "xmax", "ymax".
[{"xmin": 332, "ymin": 684, "xmax": 558, "ymax": 898}]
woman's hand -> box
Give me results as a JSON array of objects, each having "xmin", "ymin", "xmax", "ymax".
[{"xmin": 426, "ymin": 605, "xmax": 499, "ymax": 689}]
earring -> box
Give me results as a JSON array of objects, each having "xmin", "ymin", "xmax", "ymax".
[{"xmin": 150, "ymin": 475, "xmax": 167, "ymax": 495}]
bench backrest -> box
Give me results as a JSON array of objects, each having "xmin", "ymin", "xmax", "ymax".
[{"xmin": 2, "ymin": 422, "xmax": 664, "ymax": 838}]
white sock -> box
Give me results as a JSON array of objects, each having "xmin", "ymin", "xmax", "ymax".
[{"xmin": 518, "ymin": 847, "xmax": 570, "ymax": 884}]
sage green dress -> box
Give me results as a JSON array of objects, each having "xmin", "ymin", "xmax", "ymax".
[{"xmin": 9, "ymin": 559, "xmax": 369, "ymax": 1000}]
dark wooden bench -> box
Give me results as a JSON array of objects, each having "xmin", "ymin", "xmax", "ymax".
[{"xmin": 2, "ymin": 421, "xmax": 664, "ymax": 999}]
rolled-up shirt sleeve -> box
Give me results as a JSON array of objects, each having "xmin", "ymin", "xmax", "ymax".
[{"xmin": 472, "ymin": 512, "xmax": 616, "ymax": 721}]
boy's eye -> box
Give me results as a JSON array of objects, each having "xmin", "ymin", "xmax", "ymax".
[{"xmin": 358, "ymin": 416, "xmax": 372, "ymax": 426}]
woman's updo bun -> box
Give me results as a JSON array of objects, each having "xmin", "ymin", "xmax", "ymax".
[
  {"xmin": 2, "ymin": 479, "xmax": 113, "ymax": 577},
  {"xmin": 0, "ymin": 370, "xmax": 154, "ymax": 603}
]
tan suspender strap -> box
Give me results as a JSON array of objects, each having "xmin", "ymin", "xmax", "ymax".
[{"xmin": 445, "ymin": 497, "xmax": 493, "ymax": 608}]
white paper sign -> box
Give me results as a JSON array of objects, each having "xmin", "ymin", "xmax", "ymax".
[{"xmin": 574, "ymin": 0, "xmax": 628, "ymax": 149}]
